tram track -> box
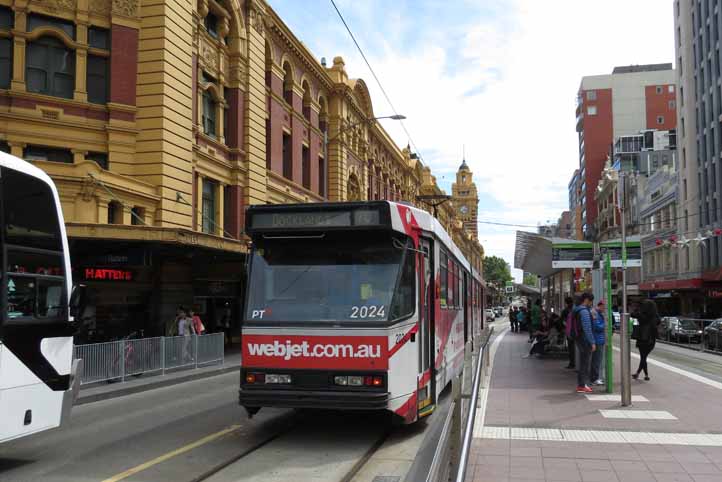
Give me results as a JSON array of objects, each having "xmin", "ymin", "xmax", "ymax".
[
  {"xmin": 339, "ymin": 428, "xmax": 391, "ymax": 482},
  {"xmin": 190, "ymin": 416, "xmax": 300, "ymax": 482},
  {"xmin": 194, "ymin": 410, "xmax": 395, "ymax": 482}
]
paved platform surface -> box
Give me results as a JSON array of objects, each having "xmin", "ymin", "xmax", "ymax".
[{"xmin": 467, "ymin": 325, "xmax": 722, "ymax": 482}]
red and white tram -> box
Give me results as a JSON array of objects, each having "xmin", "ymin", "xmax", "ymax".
[{"xmin": 239, "ymin": 201, "xmax": 484, "ymax": 424}]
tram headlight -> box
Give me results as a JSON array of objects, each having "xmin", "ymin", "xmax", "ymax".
[
  {"xmin": 347, "ymin": 376, "xmax": 364, "ymax": 386},
  {"xmin": 334, "ymin": 376, "xmax": 349, "ymax": 386},
  {"xmin": 265, "ymin": 374, "xmax": 292, "ymax": 384}
]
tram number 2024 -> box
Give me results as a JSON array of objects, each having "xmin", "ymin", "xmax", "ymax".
[{"xmin": 350, "ymin": 305, "xmax": 385, "ymax": 319}]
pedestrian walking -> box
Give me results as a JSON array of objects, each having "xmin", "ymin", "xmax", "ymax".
[
  {"xmin": 176, "ymin": 307, "xmax": 195, "ymax": 362},
  {"xmin": 561, "ymin": 297, "xmax": 575, "ymax": 369},
  {"xmin": 516, "ymin": 308, "xmax": 525, "ymax": 334},
  {"xmin": 632, "ymin": 299, "xmax": 661, "ymax": 381},
  {"xmin": 529, "ymin": 299, "xmax": 541, "ymax": 342},
  {"xmin": 590, "ymin": 301, "xmax": 607, "ymax": 386},
  {"xmin": 190, "ymin": 309, "xmax": 206, "ymax": 335},
  {"xmin": 573, "ymin": 293, "xmax": 596, "ymax": 393},
  {"xmin": 509, "ymin": 307, "xmax": 518, "ymax": 333},
  {"xmin": 220, "ymin": 304, "xmax": 232, "ymax": 347}
]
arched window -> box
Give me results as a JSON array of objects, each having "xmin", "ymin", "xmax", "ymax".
[
  {"xmin": 282, "ymin": 61, "xmax": 293, "ymax": 105},
  {"xmin": 204, "ymin": 11, "xmax": 219, "ymax": 38},
  {"xmin": 201, "ymin": 73, "xmax": 219, "ymax": 138},
  {"xmin": 302, "ymin": 80, "xmax": 311, "ymax": 120},
  {"xmin": 202, "ymin": 90, "xmax": 217, "ymax": 137},
  {"xmin": 26, "ymin": 36, "xmax": 74, "ymax": 99},
  {"xmin": 318, "ymin": 155, "xmax": 325, "ymax": 198}
]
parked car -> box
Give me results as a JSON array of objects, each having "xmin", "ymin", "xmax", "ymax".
[
  {"xmin": 659, "ymin": 317, "xmax": 703, "ymax": 343},
  {"xmin": 704, "ymin": 319, "xmax": 722, "ymax": 350},
  {"xmin": 484, "ymin": 308, "xmax": 496, "ymax": 322},
  {"xmin": 611, "ymin": 312, "xmax": 636, "ymax": 331},
  {"xmin": 493, "ymin": 306, "xmax": 503, "ymax": 317}
]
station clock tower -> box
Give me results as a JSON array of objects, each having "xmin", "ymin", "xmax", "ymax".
[{"xmin": 451, "ymin": 159, "xmax": 479, "ymax": 240}]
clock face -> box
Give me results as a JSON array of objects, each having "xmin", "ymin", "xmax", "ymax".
[{"xmin": 460, "ymin": 205, "xmax": 469, "ymax": 214}]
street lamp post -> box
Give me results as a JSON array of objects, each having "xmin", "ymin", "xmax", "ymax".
[
  {"xmin": 602, "ymin": 164, "xmax": 632, "ymax": 407},
  {"xmin": 323, "ymin": 115, "xmax": 406, "ymax": 200}
]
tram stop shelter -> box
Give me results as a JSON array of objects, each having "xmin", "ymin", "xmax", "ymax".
[{"xmin": 514, "ymin": 231, "xmax": 591, "ymax": 313}]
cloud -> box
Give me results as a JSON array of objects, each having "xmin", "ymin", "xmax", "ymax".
[{"xmin": 269, "ymin": 0, "xmax": 674, "ymax": 281}]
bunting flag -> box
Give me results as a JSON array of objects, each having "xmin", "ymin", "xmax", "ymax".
[{"xmin": 653, "ymin": 229, "xmax": 722, "ymax": 248}]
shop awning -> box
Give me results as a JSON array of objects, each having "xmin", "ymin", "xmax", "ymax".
[
  {"xmin": 66, "ymin": 223, "xmax": 248, "ymax": 254},
  {"xmin": 514, "ymin": 231, "xmax": 588, "ymax": 278},
  {"xmin": 516, "ymin": 283, "xmax": 541, "ymax": 296}
]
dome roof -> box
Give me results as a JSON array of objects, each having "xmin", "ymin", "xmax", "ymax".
[{"xmin": 459, "ymin": 159, "xmax": 469, "ymax": 170}]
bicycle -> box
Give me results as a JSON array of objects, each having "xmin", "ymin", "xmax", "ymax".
[{"xmin": 106, "ymin": 330, "xmax": 145, "ymax": 383}]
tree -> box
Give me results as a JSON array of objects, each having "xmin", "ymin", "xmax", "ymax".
[
  {"xmin": 483, "ymin": 255, "xmax": 512, "ymax": 285},
  {"xmin": 523, "ymin": 273, "xmax": 539, "ymax": 287}
]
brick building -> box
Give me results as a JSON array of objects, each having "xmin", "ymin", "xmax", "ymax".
[{"xmin": 0, "ymin": 0, "xmax": 483, "ymax": 341}]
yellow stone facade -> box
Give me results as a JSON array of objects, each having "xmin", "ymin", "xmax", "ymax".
[{"xmin": 0, "ymin": 0, "xmax": 483, "ymax": 271}]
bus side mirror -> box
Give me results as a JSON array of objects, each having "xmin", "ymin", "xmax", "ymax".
[{"xmin": 69, "ymin": 284, "xmax": 87, "ymax": 319}]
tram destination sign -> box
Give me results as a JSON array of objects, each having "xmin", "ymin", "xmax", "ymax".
[
  {"xmin": 249, "ymin": 208, "xmax": 382, "ymax": 230},
  {"xmin": 551, "ymin": 242, "xmax": 594, "ymax": 268}
]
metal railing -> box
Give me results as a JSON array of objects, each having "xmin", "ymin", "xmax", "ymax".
[
  {"xmin": 656, "ymin": 318, "xmax": 722, "ymax": 354},
  {"xmin": 426, "ymin": 326, "xmax": 494, "ymax": 482},
  {"xmin": 73, "ymin": 333, "xmax": 225, "ymax": 385}
]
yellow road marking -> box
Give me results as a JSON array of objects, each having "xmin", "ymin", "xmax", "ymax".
[{"xmin": 101, "ymin": 424, "xmax": 242, "ymax": 482}]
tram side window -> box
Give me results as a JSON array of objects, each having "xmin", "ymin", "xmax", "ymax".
[
  {"xmin": 390, "ymin": 247, "xmax": 415, "ymax": 320},
  {"xmin": 447, "ymin": 258, "xmax": 455, "ymax": 309},
  {"xmin": 439, "ymin": 251, "xmax": 448, "ymax": 308},
  {"xmin": 459, "ymin": 272, "xmax": 464, "ymax": 309}
]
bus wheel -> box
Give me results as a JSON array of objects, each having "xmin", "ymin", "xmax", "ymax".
[{"xmin": 244, "ymin": 406, "xmax": 261, "ymax": 418}]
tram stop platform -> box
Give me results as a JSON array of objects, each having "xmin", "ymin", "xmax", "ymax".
[{"xmin": 466, "ymin": 325, "xmax": 722, "ymax": 482}]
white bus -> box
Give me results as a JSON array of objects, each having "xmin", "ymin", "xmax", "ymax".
[
  {"xmin": 239, "ymin": 201, "xmax": 484, "ymax": 424},
  {"xmin": 0, "ymin": 151, "xmax": 83, "ymax": 444}
]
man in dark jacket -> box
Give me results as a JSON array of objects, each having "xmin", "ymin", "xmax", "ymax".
[{"xmin": 574, "ymin": 293, "xmax": 596, "ymax": 393}]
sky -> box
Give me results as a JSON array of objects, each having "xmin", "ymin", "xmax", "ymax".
[{"xmin": 269, "ymin": 0, "xmax": 675, "ymax": 281}]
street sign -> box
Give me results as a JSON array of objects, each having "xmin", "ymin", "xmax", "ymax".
[
  {"xmin": 600, "ymin": 240, "xmax": 641, "ymax": 268},
  {"xmin": 551, "ymin": 242, "xmax": 594, "ymax": 268}
]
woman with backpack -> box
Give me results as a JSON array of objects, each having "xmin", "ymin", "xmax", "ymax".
[
  {"xmin": 632, "ymin": 299, "xmax": 661, "ymax": 381},
  {"xmin": 562, "ymin": 297, "xmax": 575, "ymax": 369}
]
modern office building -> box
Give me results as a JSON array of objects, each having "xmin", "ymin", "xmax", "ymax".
[
  {"xmin": 576, "ymin": 64, "xmax": 676, "ymax": 237},
  {"xmin": 670, "ymin": 0, "xmax": 722, "ymax": 316}
]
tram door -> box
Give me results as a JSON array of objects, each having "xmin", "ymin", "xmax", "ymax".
[{"xmin": 417, "ymin": 238, "xmax": 435, "ymax": 413}]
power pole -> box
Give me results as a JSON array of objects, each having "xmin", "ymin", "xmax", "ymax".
[{"xmin": 619, "ymin": 172, "xmax": 632, "ymax": 407}]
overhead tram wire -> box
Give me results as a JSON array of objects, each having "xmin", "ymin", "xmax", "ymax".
[{"xmin": 329, "ymin": 0, "xmax": 426, "ymax": 165}]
